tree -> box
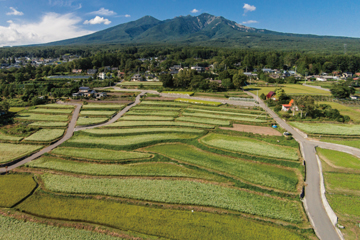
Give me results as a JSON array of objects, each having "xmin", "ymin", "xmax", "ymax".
[
  {"xmin": 0, "ymin": 100, "xmax": 9, "ymax": 114},
  {"xmin": 295, "ymin": 96, "xmax": 316, "ymax": 118},
  {"xmin": 330, "ymin": 83, "xmax": 355, "ymax": 99},
  {"xmin": 260, "ymin": 93, "xmax": 266, "ymax": 100},
  {"xmin": 159, "ymin": 74, "xmax": 173, "ymax": 88},
  {"xmin": 232, "ymin": 74, "xmax": 247, "ymax": 89},
  {"xmin": 221, "ymin": 78, "xmax": 234, "ymax": 89}
]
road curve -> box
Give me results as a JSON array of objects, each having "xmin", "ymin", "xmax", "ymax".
[
  {"xmin": 0, "ymin": 103, "xmax": 81, "ymax": 173},
  {"xmin": 246, "ymin": 91, "xmax": 341, "ymax": 240}
]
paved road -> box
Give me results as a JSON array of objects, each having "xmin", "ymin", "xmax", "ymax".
[
  {"xmin": 247, "ymin": 91, "xmax": 341, "ymax": 240},
  {"xmin": 0, "ymin": 103, "xmax": 81, "ymax": 173},
  {"xmin": 303, "ymin": 84, "xmax": 331, "ymax": 92}
]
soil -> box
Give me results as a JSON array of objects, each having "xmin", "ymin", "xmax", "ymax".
[{"xmin": 220, "ymin": 124, "xmax": 282, "ymax": 136}]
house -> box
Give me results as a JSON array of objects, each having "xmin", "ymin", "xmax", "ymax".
[
  {"xmin": 73, "ymin": 87, "xmax": 97, "ymax": 98},
  {"xmin": 355, "ymin": 73, "xmax": 360, "ymax": 77},
  {"xmin": 351, "ymin": 96, "xmax": 359, "ymax": 100},
  {"xmin": 282, "ymin": 99, "xmax": 298, "ymax": 112},
  {"xmin": 111, "ymin": 67, "xmax": 119, "ymax": 71},
  {"xmin": 98, "ymin": 72, "xmax": 112, "ymax": 80},
  {"xmin": 191, "ymin": 66, "xmax": 205, "ymax": 72},
  {"xmin": 131, "ymin": 74, "xmax": 144, "ymax": 81},
  {"xmin": 118, "ymin": 71, "xmax": 125, "ymax": 78},
  {"xmin": 342, "ymin": 72, "xmax": 353, "ymax": 78},
  {"xmin": 170, "ymin": 70, "xmax": 179, "ymax": 75},
  {"xmin": 95, "ymin": 92, "xmax": 107, "ymax": 98},
  {"xmin": 266, "ymin": 91, "xmax": 276, "ymax": 100},
  {"xmin": 72, "ymin": 69, "xmax": 82, "ymax": 74},
  {"xmin": 316, "ymin": 77, "xmax": 327, "ymax": 82},
  {"xmin": 87, "ymin": 69, "xmax": 98, "ymax": 75},
  {"xmin": 262, "ymin": 68, "xmax": 274, "ymax": 74},
  {"xmin": 145, "ymin": 73, "xmax": 155, "ymax": 79},
  {"xmin": 288, "ymin": 71, "xmax": 296, "ymax": 75}
]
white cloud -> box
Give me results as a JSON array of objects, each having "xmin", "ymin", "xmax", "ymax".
[
  {"xmin": 124, "ymin": 14, "xmax": 131, "ymax": 18},
  {"xmin": 0, "ymin": 12, "xmax": 93, "ymax": 47},
  {"xmin": 242, "ymin": 20, "xmax": 258, "ymax": 24},
  {"xmin": 6, "ymin": 7, "xmax": 24, "ymax": 16},
  {"xmin": 84, "ymin": 16, "xmax": 111, "ymax": 25},
  {"xmin": 243, "ymin": 3, "xmax": 256, "ymax": 15},
  {"xmin": 48, "ymin": 0, "xmax": 81, "ymax": 9},
  {"xmin": 89, "ymin": 8, "xmax": 116, "ymax": 16},
  {"xmin": 191, "ymin": 9, "xmax": 199, "ymax": 13}
]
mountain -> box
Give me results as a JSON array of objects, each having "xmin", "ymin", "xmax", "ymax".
[{"xmin": 46, "ymin": 13, "xmax": 360, "ymax": 52}]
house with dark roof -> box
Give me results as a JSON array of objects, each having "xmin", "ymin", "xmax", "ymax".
[
  {"xmin": 266, "ymin": 91, "xmax": 276, "ymax": 100},
  {"xmin": 131, "ymin": 74, "xmax": 144, "ymax": 81}
]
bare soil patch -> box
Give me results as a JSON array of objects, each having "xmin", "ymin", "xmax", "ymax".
[{"xmin": 220, "ymin": 124, "xmax": 282, "ymax": 136}]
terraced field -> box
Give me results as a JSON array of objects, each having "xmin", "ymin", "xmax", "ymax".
[
  {"xmin": 76, "ymin": 117, "xmax": 109, "ymax": 126},
  {"xmin": 24, "ymin": 129, "xmax": 64, "ymax": 143},
  {"xmin": 15, "ymin": 113, "xmax": 69, "ymax": 122},
  {"xmin": 0, "ymin": 143, "xmax": 43, "ymax": 164},
  {"xmin": 28, "ymin": 108, "xmax": 73, "ymax": 114},
  {"xmin": 290, "ymin": 122, "xmax": 360, "ymax": 136},
  {"xmin": 2, "ymin": 100, "xmax": 314, "ymax": 239}
]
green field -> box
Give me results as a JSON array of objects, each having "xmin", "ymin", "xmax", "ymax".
[
  {"xmin": 28, "ymin": 108, "xmax": 73, "ymax": 114},
  {"xmin": 140, "ymin": 101, "xmax": 188, "ymax": 107},
  {"xmin": 8, "ymin": 107, "xmax": 25, "ymax": 113},
  {"xmin": 176, "ymin": 116, "xmax": 230, "ymax": 126},
  {"xmin": 327, "ymin": 194, "xmax": 360, "ymax": 218},
  {"xmin": 0, "ymin": 215, "xmax": 123, "ymax": 240},
  {"xmin": 245, "ymin": 84, "xmax": 331, "ymax": 96},
  {"xmin": 190, "ymin": 105, "xmax": 264, "ymax": 113},
  {"xmin": 120, "ymin": 116, "xmax": 174, "ymax": 121},
  {"xmin": 174, "ymin": 98, "xmax": 223, "ymax": 106},
  {"xmin": 80, "ymin": 110, "xmax": 116, "ymax": 116},
  {"xmin": 66, "ymin": 133, "xmax": 199, "ymax": 149},
  {"xmin": 76, "ymin": 117, "xmax": 109, "ymax": 126},
  {"xmin": 146, "ymin": 144, "xmax": 298, "ymax": 191},
  {"xmin": 0, "ymin": 174, "xmax": 37, "ymax": 207},
  {"xmin": 290, "ymin": 122, "xmax": 360, "ymax": 135},
  {"xmin": 82, "ymin": 127, "xmax": 204, "ymax": 136},
  {"xmin": 36, "ymin": 104, "xmax": 74, "ymax": 109},
  {"xmin": 126, "ymin": 110, "xmax": 179, "ymax": 117},
  {"xmin": 322, "ymin": 139, "xmax": 360, "ymax": 149},
  {"xmin": 118, "ymin": 81, "xmax": 163, "ymax": 86},
  {"xmin": 317, "ymin": 148, "xmax": 360, "ymax": 169},
  {"xmin": 0, "ymin": 143, "xmax": 43, "ymax": 164},
  {"xmin": 162, "ymin": 91, "xmax": 194, "ymax": 96},
  {"xmin": 42, "ymin": 174, "xmax": 302, "ymax": 222},
  {"xmin": 182, "ymin": 112, "xmax": 268, "ymax": 123},
  {"xmin": 133, "ymin": 106, "xmax": 182, "ymax": 111},
  {"xmin": 15, "ymin": 113, "xmax": 69, "ymax": 122},
  {"xmin": 17, "ymin": 192, "xmax": 305, "ymax": 240},
  {"xmin": 27, "ymin": 158, "xmax": 219, "ymax": 179},
  {"xmin": 186, "ymin": 108, "xmax": 267, "ymax": 118},
  {"xmin": 103, "ymin": 121, "xmax": 215, "ymax": 129},
  {"xmin": 318, "ymin": 101, "xmax": 360, "ymax": 123},
  {"xmin": 82, "ymin": 104, "xmax": 123, "ymax": 110},
  {"xmin": 325, "ymin": 172, "xmax": 360, "ymax": 192},
  {"xmin": 28, "ymin": 122, "xmax": 68, "ymax": 128},
  {"xmin": 0, "ymin": 132, "xmax": 23, "ymax": 141},
  {"xmin": 24, "ymin": 129, "xmax": 64, "ymax": 142},
  {"xmin": 51, "ymin": 147, "xmax": 151, "ymax": 161},
  {"xmin": 201, "ymin": 134, "xmax": 299, "ymax": 161}
]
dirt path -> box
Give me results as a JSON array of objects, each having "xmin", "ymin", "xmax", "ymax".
[{"xmin": 220, "ymin": 124, "xmax": 282, "ymax": 136}]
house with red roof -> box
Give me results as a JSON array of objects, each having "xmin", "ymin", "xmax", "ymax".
[
  {"xmin": 266, "ymin": 91, "xmax": 276, "ymax": 100},
  {"xmin": 282, "ymin": 99, "xmax": 298, "ymax": 112}
]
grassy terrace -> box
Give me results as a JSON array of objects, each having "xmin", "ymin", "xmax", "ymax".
[
  {"xmin": 317, "ymin": 148, "xmax": 360, "ymax": 170},
  {"xmin": 317, "ymin": 101, "xmax": 360, "ymax": 123},
  {"xmin": 322, "ymin": 138, "xmax": 360, "ymax": 149},
  {"xmin": 126, "ymin": 110, "xmax": 180, "ymax": 117},
  {"xmin": 120, "ymin": 116, "xmax": 175, "ymax": 121},
  {"xmin": 147, "ymin": 144, "xmax": 299, "ymax": 192},
  {"xmin": 50, "ymin": 147, "xmax": 151, "ymax": 161},
  {"xmin": 162, "ymin": 91, "xmax": 194, "ymax": 96},
  {"xmin": 174, "ymin": 98, "xmax": 223, "ymax": 106},
  {"xmin": 140, "ymin": 101, "xmax": 189, "ymax": 107},
  {"xmin": 15, "ymin": 113, "xmax": 69, "ymax": 122},
  {"xmin": 82, "ymin": 104, "xmax": 124, "ymax": 110},
  {"xmin": 103, "ymin": 121, "xmax": 215, "ymax": 129},
  {"xmin": 176, "ymin": 116, "xmax": 230, "ymax": 126},
  {"xmin": 201, "ymin": 133, "xmax": 299, "ymax": 161},
  {"xmin": 133, "ymin": 106, "xmax": 182, "ymax": 111},
  {"xmin": 290, "ymin": 122, "xmax": 360, "ymax": 136},
  {"xmin": 29, "ymin": 122, "xmax": 68, "ymax": 128},
  {"xmin": 0, "ymin": 132, "xmax": 23, "ymax": 141},
  {"xmin": 41, "ymin": 174, "xmax": 302, "ymax": 223},
  {"xmin": 24, "ymin": 129, "xmax": 64, "ymax": 142},
  {"xmin": 182, "ymin": 112, "xmax": 268, "ymax": 123},
  {"xmin": 79, "ymin": 110, "xmax": 116, "ymax": 116},
  {"xmin": 36, "ymin": 104, "xmax": 74, "ymax": 109},
  {"xmin": 245, "ymin": 84, "xmax": 331, "ymax": 96},
  {"xmin": 81, "ymin": 127, "xmax": 205, "ymax": 136},
  {"xmin": 76, "ymin": 117, "xmax": 109, "ymax": 126},
  {"xmin": 186, "ymin": 108, "xmax": 267, "ymax": 118},
  {"xmin": 28, "ymin": 108, "xmax": 73, "ymax": 114},
  {"xmin": 0, "ymin": 143, "xmax": 43, "ymax": 164}
]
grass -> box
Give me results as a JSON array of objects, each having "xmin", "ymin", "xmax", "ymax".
[
  {"xmin": 65, "ymin": 133, "xmax": 199, "ymax": 149},
  {"xmin": 29, "ymin": 122, "xmax": 68, "ymax": 128},
  {"xmin": 82, "ymin": 104, "xmax": 124, "ymax": 110},
  {"xmin": 317, "ymin": 148, "xmax": 360, "ymax": 169},
  {"xmin": 201, "ymin": 133, "xmax": 299, "ymax": 161},
  {"xmin": 0, "ymin": 215, "xmax": 123, "ymax": 240},
  {"xmin": 190, "ymin": 105, "xmax": 264, "ymax": 113},
  {"xmin": 327, "ymin": 194, "xmax": 360, "ymax": 218},
  {"xmin": 15, "ymin": 113, "xmax": 69, "ymax": 122},
  {"xmin": 26, "ymin": 157, "xmax": 219, "ymax": 180},
  {"xmin": 82, "ymin": 127, "xmax": 204, "ymax": 136},
  {"xmin": 321, "ymin": 139, "xmax": 360, "ymax": 149},
  {"xmin": 80, "ymin": 111, "xmax": 116, "ymax": 116},
  {"xmin": 36, "ymin": 104, "xmax": 74, "ymax": 109},
  {"xmin": 182, "ymin": 112, "xmax": 268, "ymax": 123},
  {"xmin": 162, "ymin": 91, "xmax": 194, "ymax": 96},
  {"xmin": 174, "ymin": 98, "xmax": 223, "ymax": 106},
  {"xmin": 41, "ymin": 174, "xmax": 302, "ymax": 222},
  {"xmin": 318, "ymin": 101, "xmax": 360, "ymax": 123},
  {"xmin": 8, "ymin": 107, "xmax": 25, "ymax": 113},
  {"xmin": 103, "ymin": 121, "xmax": 215, "ymax": 129},
  {"xmin": 76, "ymin": 117, "xmax": 109, "ymax": 126},
  {"xmin": 140, "ymin": 101, "xmax": 189, "ymax": 107},
  {"xmin": 17, "ymin": 192, "xmax": 306, "ymax": 240},
  {"xmin": 120, "ymin": 116, "xmax": 174, "ymax": 121},
  {"xmin": 0, "ymin": 132, "xmax": 23, "ymax": 141},
  {"xmin": 24, "ymin": 129, "xmax": 64, "ymax": 142},
  {"xmin": 324, "ymin": 172, "xmax": 360, "ymax": 192},
  {"xmin": 51, "ymin": 147, "xmax": 151, "ymax": 161},
  {"xmin": 290, "ymin": 122, "xmax": 360, "ymax": 136},
  {"xmin": 28, "ymin": 108, "xmax": 73, "ymax": 114},
  {"xmin": 245, "ymin": 84, "xmax": 331, "ymax": 96},
  {"xmin": 146, "ymin": 144, "xmax": 299, "ymax": 192},
  {"xmin": 0, "ymin": 143, "xmax": 43, "ymax": 164},
  {"xmin": 0, "ymin": 174, "xmax": 37, "ymax": 207},
  {"xmin": 118, "ymin": 81, "xmax": 163, "ymax": 86},
  {"xmin": 133, "ymin": 106, "xmax": 182, "ymax": 111},
  {"xmin": 186, "ymin": 108, "xmax": 267, "ymax": 118},
  {"xmin": 126, "ymin": 111, "xmax": 179, "ymax": 117},
  {"xmin": 176, "ymin": 116, "xmax": 230, "ymax": 126}
]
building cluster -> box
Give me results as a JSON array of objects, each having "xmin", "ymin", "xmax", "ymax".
[
  {"xmin": 305, "ymin": 72, "xmax": 360, "ymax": 81},
  {"xmin": 72, "ymin": 87, "xmax": 107, "ymax": 99}
]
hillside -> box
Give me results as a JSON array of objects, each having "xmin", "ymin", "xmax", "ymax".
[{"xmin": 46, "ymin": 13, "xmax": 360, "ymax": 52}]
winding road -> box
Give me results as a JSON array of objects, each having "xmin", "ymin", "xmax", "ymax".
[{"xmin": 1, "ymin": 88, "xmax": 355, "ymax": 240}]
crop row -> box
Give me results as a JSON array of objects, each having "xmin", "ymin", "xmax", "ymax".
[
  {"xmin": 185, "ymin": 108, "xmax": 268, "ymax": 118},
  {"xmin": 81, "ymin": 127, "xmax": 205, "ymax": 136},
  {"xmin": 35, "ymin": 104, "xmax": 74, "ymax": 109},
  {"xmin": 140, "ymin": 101, "xmax": 189, "ymax": 107},
  {"xmin": 0, "ymin": 143, "xmax": 43, "ymax": 164},
  {"xmin": 28, "ymin": 108, "xmax": 73, "ymax": 115},
  {"xmin": 182, "ymin": 112, "xmax": 268, "ymax": 123},
  {"xmin": 176, "ymin": 116, "xmax": 230, "ymax": 126},
  {"xmin": 15, "ymin": 113, "xmax": 69, "ymax": 122},
  {"xmin": 29, "ymin": 122, "xmax": 68, "ymax": 128},
  {"xmin": 79, "ymin": 110, "xmax": 116, "ymax": 116},
  {"xmin": 174, "ymin": 98, "xmax": 223, "ymax": 106},
  {"xmin": 119, "ymin": 116, "xmax": 174, "ymax": 121},
  {"xmin": 133, "ymin": 106, "xmax": 182, "ymax": 111},
  {"xmin": 24, "ymin": 129, "xmax": 65, "ymax": 143},
  {"xmin": 82, "ymin": 104, "xmax": 124, "ymax": 110},
  {"xmin": 290, "ymin": 122, "xmax": 360, "ymax": 136},
  {"xmin": 76, "ymin": 117, "xmax": 109, "ymax": 126},
  {"xmin": 126, "ymin": 110, "xmax": 179, "ymax": 117},
  {"xmin": 103, "ymin": 121, "xmax": 215, "ymax": 129}
]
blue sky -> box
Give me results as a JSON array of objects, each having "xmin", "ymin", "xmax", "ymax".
[{"xmin": 0, "ymin": 0, "xmax": 359, "ymax": 46}]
